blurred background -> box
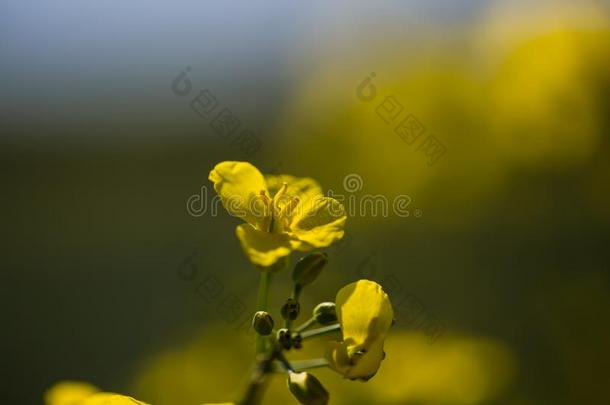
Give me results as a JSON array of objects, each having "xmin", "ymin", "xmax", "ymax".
[{"xmin": 2, "ymin": 0, "xmax": 610, "ymax": 404}]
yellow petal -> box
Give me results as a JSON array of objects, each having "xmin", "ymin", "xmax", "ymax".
[
  {"xmin": 44, "ymin": 381, "xmax": 99, "ymax": 405},
  {"xmin": 236, "ymin": 223, "xmax": 292, "ymax": 267},
  {"xmin": 44, "ymin": 382, "xmax": 148, "ymax": 405},
  {"xmin": 81, "ymin": 393, "xmax": 149, "ymax": 405},
  {"xmin": 325, "ymin": 280, "xmax": 393, "ymax": 380},
  {"xmin": 209, "ymin": 161, "xmax": 268, "ymax": 228},
  {"xmin": 326, "ymin": 339, "xmax": 386, "ymax": 381},
  {"xmin": 264, "ymin": 174, "xmax": 323, "ymax": 208},
  {"xmin": 336, "ymin": 280, "xmax": 393, "ymax": 347},
  {"xmin": 290, "ymin": 197, "xmax": 347, "ymax": 248}
]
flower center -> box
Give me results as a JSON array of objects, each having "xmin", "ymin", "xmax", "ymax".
[{"xmin": 259, "ymin": 182, "xmax": 300, "ymax": 233}]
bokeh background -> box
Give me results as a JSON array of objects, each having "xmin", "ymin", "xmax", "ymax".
[{"xmin": 2, "ymin": 1, "xmax": 610, "ymax": 404}]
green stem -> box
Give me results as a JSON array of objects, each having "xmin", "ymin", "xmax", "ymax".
[
  {"xmin": 284, "ymin": 283, "xmax": 302, "ymax": 330},
  {"xmin": 256, "ymin": 271, "xmax": 271, "ymax": 355},
  {"xmin": 275, "ymin": 349, "xmax": 295, "ymax": 372},
  {"xmin": 295, "ymin": 317, "xmax": 316, "ymax": 333},
  {"xmin": 291, "ymin": 358, "xmax": 330, "ymax": 371},
  {"xmin": 300, "ymin": 323, "xmax": 341, "ymax": 339},
  {"xmin": 240, "ymin": 353, "xmax": 274, "ymax": 405}
]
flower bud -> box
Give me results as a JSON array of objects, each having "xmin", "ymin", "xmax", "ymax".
[
  {"xmin": 281, "ymin": 297, "xmax": 300, "ymax": 321},
  {"xmin": 291, "ymin": 332, "xmax": 303, "ymax": 349},
  {"xmin": 287, "ymin": 371, "xmax": 329, "ymax": 405},
  {"xmin": 277, "ymin": 328, "xmax": 292, "ymax": 350},
  {"xmin": 252, "ymin": 311, "xmax": 274, "ymax": 336},
  {"xmin": 292, "ymin": 253, "xmax": 328, "ymax": 286},
  {"xmin": 313, "ymin": 302, "xmax": 337, "ymax": 325}
]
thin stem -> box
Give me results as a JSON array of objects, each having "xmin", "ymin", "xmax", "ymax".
[
  {"xmin": 275, "ymin": 349, "xmax": 295, "ymax": 372},
  {"xmin": 240, "ymin": 353, "xmax": 274, "ymax": 405},
  {"xmin": 291, "ymin": 358, "xmax": 330, "ymax": 371},
  {"xmin": 257, "ymin": 271, "xmax": 271, "ymax": 311},
  {"xmin": 300, "ymin": 323, "xmax": 341, "ymax": 339},
  {"xmin": 295, "ymin": 317, "xmax": 317, "ymax": 333},
  {"xmin": 293, "ymin": 283, "xmax": 302, "ymax": 301},
  {"xmin": 284, "ymin": 283, "xmax": 302, "ymax": 330},
  {"xmin": 256, "ymin": 271, "xmax": 271, "ymax": 355}
]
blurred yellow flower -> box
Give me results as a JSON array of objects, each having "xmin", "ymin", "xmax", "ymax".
[
  {"xmin": 81, "ymin": 393, "xmax": 149, "ymax": 405},
  {"xmin": 45, "ymin": 381, "xmax": 148, "ymax": 405},
  {"xmin": 209, "ymin": 161, "xmax": 346, "ymax": 267},
  {"xmin": 326, "ymin": 280, "xmax": 393, "ymax": 381},
  {"xmin": 45, "ymin": 381, "xmax": 99, "ymax": 405},
  {"xmin": 130, "ymin": 328, "xmax": 253, "ymax": 405},
  {"xmin": 368, "ymin": 333, "xmax": 515, "ymax": 405},
  {"xmin": 129, "ymin": 325, "xmax": 515, "ymax": 405}
]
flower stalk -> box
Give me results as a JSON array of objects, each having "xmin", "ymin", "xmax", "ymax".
[
  {"xmin": 256, "ymin": 271, "xmax": 271, "ymax": 355},
  {"xmin": 300, "ymin": 324, "xmax": 341, "ymax": 339},
  {"xmin": 291, "ymin": 358, "xmax": 330, "ymax": 371},
  {"xmin": 295, "ymin": 317, "xmax": 317, "ymax": 333}
]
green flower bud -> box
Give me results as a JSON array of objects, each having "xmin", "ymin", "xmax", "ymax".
[
  {"xmin": 313, "ymin": 302, "xmax": 337, "ymax": 325},
  {"xmin": 292, "ymin": 253, "xmax": 328, "ymax": 286},
  {"xmin": 281, "ymin": 297, "xmax": 300, "ymax": 321},
  {"xmin": 277, "ymin": 328, "xmax": 292, "ymax": 350},
  {"xmin": 287, "ymin": 371, "xmax": 329, "ymax": 405},
  {"xmin": 252, "ymin": 311, "xmax": 274, "ymax": 336}
]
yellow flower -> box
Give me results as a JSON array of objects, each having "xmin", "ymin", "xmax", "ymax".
[
  {"xmin": 326, "ymin": 280, "xmax": 393, "ymax": 381},
  {"xmin": 209, "ymin": 161, "xmax": 347, "ymax": 267},
  {"xmin": 44, "ymin": 381, "xmax": 99, "ymax": 405},
  {"xmin": 45, "ymin": 381, "xmax": 149, "ymax": 405},
  {"xmin": 81, "ymin": 393, "xmax": 149, "ymax": 405}
]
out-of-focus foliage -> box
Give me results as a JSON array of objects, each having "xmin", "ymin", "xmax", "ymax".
[
  {"xmin": 4, "ymin": 1, "xmax": 609, "ymax": 404},
  {"xmin": 130, "ymin": 329, "xmax": 252, "ymax": 405},
  {"xmin": 273, "ymin": 0, "xmax": 610, "ymax": 225},
  {"xmin": 130, "ymin": 326, "xmax": 514, "ymax": 405},
  {"xmin": 123, "ymin": 3, "xmax": 610, "ymax": 404},
  {"xmin": 366, "ymin": 333, "xmax": 514, "ymax": 405}
]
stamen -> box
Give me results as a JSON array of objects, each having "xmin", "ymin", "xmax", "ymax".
[
  {"xmin": 270, "ymin": 183, "xmax": 290, "ymax": 233},
  {"xmin": 273, "ymin": 182, "xmax": 289, "ymax": 206},
  {"xmin": 259, "ymin": 190, "xmax": 271, "ymax": 204},
  {"xmin": 258, "ymin": 190, "xmax": 273, "ymax": 232},
  {"xmin": 264, "ymin": 182, "xmax": 296, "ymax": 233},
  {"xmin": 280, "ymin": 196, "xmax": 300, "ymax": 218}
]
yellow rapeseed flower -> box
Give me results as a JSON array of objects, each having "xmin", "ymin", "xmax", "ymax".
[
  {"xmin": 44, "ymin": 381, "xmax": 99, "ymax": 405},
  {"xmin": 81, "ymin": 393, "xmax": 149, "ymax": 405},
  {"xmin": 209, "ymin": 161, "xmax": 346, "ymax": 267},
  {"xmin": 45, "ymin": 381, "xmax": 148, "ymax": 405},
  {"xmin": 326, "ymin": 280, "xmax": 393, "ymax": 381}
]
